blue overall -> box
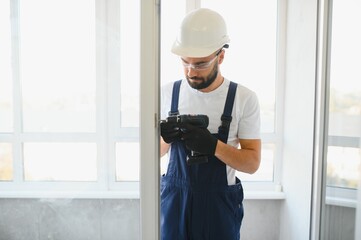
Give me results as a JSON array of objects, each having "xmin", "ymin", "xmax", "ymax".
[{"xmin": 161, "ymin": 80, "xmax": 244, "ymax": 240}]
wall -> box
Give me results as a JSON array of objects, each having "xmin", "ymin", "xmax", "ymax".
[
  {"xmin": 242, "ymin": 200, "xmax": 282, "ymax": 240},
  {"xmin": 0, "ymin": 198, "xmax": 282, "ymax": 240},
  {"xmin": 0, "ymin": 198, "xmax": 356, "ymax": 240},
  {"xmin": 324, "ymin": 205, "xmax": 356, "ymax": 240},
  {"xmin": 279, "ymin": 0, "xmax": 319, "ymax": 239},
  {"xmin": 0, "ymin": 199, "xmax": 140, "ymax": 240}
]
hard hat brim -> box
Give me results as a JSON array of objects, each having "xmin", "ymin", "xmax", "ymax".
[{"xmin": 171, "ymin": 39, "xmax": 229, "ymax": 58}]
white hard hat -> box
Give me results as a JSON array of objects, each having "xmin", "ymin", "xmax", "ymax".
[{"xmin": 171, "ymin": 8, "xmax": 230, "ymax": 58}]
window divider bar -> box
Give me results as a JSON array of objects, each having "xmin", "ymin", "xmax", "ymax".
[
  {"xmin": 273, "ymin": 0, "xmax": 287, "ymax": 186},
  {"xmin": 10, "ymin": 0, "xmax": 23, "ymax": 183},
  {"xmin": 95, "ymin": 0, "xmax": 111, "ymax": 188},
  {"xmin": 105, "ymin": 0, "xmax": 121, "ymax": 187}
]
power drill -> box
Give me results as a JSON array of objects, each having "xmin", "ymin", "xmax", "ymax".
[{"xmin": 162, "ymin": 114, "xmax": 209, "ymax": 165}]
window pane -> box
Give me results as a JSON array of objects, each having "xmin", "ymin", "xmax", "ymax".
[
  {"xmin": 201, "ymin": 0, "xmax": 277, "ymax": 133},
  {"xmin": 160, "ymin": 0, "xmax": 186, "ymax": 85},
  {"xmin": 0, "ymin": 143, "xmax": 12, "ymax": 181},
  {"xmin": 120, "ymin": 0, "xmax": 140, "ymax": 127},
  {"xmin": 237, "ymin": 143, "xmax": 274, "ymax": 182},
  {"xmin": 327, "ymin": 0, "xmax": 361, "ymax": 189},
  {"xmin": 0, "ymin": 1, "xmax": 13, "ymax": 133},
  {"xmin": 161, "ymin": 1, "xmax": 277, "ymax": 183},
  {"xmin": 116, "ymin": 1, "xmax": 141, "ymax": 182},
  {"xmin": 327, "ymin": 146, "xmax": 360, "ymax": 189},
  {"xmin": 20, "ymin": 0, "xmax": 96, "ymax": 132},
  {"xmin": 24, "ymin": 143, "xmax": 97, "ymax": 181},
  {"xmin": 116, "ymin": 142, "xmax": 139, "ymax": 181}
]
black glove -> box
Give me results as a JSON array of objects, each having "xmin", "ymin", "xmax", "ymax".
[
  {"xmin": 160, "ymin": 121, "xmax": 181, "ymax": 144},
  {"xmin": 180, "ymin": 123, "xmax": 218, "ymax": 155}
]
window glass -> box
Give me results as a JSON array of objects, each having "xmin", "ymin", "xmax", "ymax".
[
  {"xmin": 160, "ymin": 1, "xmax": 186, "ymax": 84},
  {"xmin": 0, "ymin": 0, "xmax": 145, "ymax": 188},
  {"xmin": 120, "ymin": 0, "xmax": 140, "ymax": 128},
  {"xmin": 0, "ymin": 143, "xmax": 12, "ymax": 181},
  {"xmin": 201, "ymin": 0, "xmax": 277, "ymax": 133},
  {"xmin": 1, "ymin": 0, "xmax": 279, "ymax": 189},
  {"xmin": 20, "ymin": 0, "xmax": 96, "ymax": 132},
  {"xmin": 116, "ymin": 142, "xmax": 139, "ymax": 181},
  {"xmin": 327, "ymin": 146, "xmax": 360, "ymax": 188},
  {"xmin": 160, "ymin": 0, "xmax": 278, "ymax": 182},
  {"xmin": 24, "ymin": 143, "xmax": 97, "ymax": 181},
  {"xmin": 115, "ymin": 0, "xmax": 141, "ymax": 181},
  {"xmin": 0, "ymin": 0, "xmax": 13, "ymax": 133},
  {"xmin": 327, "ymin": 0, "xmax": 361, "ymax": 189}
]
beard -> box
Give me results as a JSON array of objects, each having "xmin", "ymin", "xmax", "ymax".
[{"xmin": 186, "ymin": 62, "xmax": 218, "ymax": 90}]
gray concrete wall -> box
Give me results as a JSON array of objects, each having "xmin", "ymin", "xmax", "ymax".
[
  {"xmin": 0, "ymin": 199, "xmax": 279, "ymax": 240},
  {"xmin": 323, "ymin": 205, "xmax": 356, "ymax": 240},
  {"xmin": 0, "ymin": 199, "xmax": 355, "ymax": 240},
  {"xmin": 241, "ymin": 200, "xmax": 282, "ymax": 240},
  {"xmin": 0, "ymin": 199, "xmax": 140, "ymax": 240}
]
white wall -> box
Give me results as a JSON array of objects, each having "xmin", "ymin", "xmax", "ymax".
[{"xmin": 279, "ymin": 0, "xmax": 319, "ymax": 239}]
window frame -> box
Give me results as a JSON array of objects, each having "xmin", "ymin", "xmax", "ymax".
[
  {"xmin": 324, "ymin": 0, "xmax": 360, "ymax": 206},
  {"xmin": 0, "ymin": 0, "xmax": 286, "ymax": 199},
  {"xmin": 312, "ymin": 0, "xmax": 359, "ymax": 215},
  {"xmin": 0, "ymin": 0, "xmax": 141, "ymax": 196}
]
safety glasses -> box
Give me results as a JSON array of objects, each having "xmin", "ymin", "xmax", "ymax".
[{"xmin": 182, "ymin": 49, "xmax": 223, "ymax": 71}]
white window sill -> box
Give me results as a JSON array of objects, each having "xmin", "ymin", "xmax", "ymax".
[
  {"xmin": 2, "ymin": 191, "xmax": 356, "ymax": 210},
  {"xmin": 325, "ymin": 186, "xmax": 358, "ymax": 208},
  {"xmin": 0, "ymin": 181, "xmax": 288, "ymax": 199},
  {"xmin": 0, "ymin": 191, "xmax": 140, "ymax": 199},
  {"xmin": 244, "ymin": 191, "xmax": 286, "ymax": 200},
  {"xmin": 326, "ymin": 197, "xmax": 358, "ymax": 208},
  {"xmin": 0, "ymin": 190, "xmax": 286, "ymax": 200}
]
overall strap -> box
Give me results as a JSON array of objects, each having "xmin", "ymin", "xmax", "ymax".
[
  {"xmin": 169, "ymin": 80, "xmax": 182, "ymax": 116},
  {"xmin": 218, "ymin": 81, "xmax": 238, "ymax": 143}
]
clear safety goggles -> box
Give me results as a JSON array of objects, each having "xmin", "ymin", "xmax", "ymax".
[{"xmin": 181, "ymin": 49, "xmax": 223, "ymax": 71}]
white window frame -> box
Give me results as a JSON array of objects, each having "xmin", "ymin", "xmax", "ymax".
[
  {"xmin": 312, "ymin": 3, "xmax": 359, "ymax": 238},
  {"xmin": 323, "ymin": 0, "xmax": 360, "ymax": 208},
  {"xmin": 323, "ymin": 0, "xmax": 359, "ymax": 207},
  {"xmin": 0, "ymin": 0, "xmax": 286, "ymax": 200},
  {"xmin": 0, "ymin": 0, "xmax": 143, "ymax": 198}
]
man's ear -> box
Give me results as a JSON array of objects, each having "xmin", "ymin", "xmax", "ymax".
[{"xmin": 218, "ymin": 50, "xmax": 225, "ymax": 64}]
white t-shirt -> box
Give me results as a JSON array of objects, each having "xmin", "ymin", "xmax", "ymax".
[{"xmin": 161, "ymin": 78, "xmax": 260, "ymax": 185}]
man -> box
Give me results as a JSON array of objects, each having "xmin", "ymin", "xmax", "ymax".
[{"xmin": 160, "ymin": 8, "xmax": 261, "ymax": 240}]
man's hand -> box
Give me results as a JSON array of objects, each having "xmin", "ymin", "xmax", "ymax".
[
  {"xmin": 180, "ymin": 123, "xmax": 218, "ymax": 155},
  {"xmin": 160, "ymin": 121, "xmax": 181, "ymax": 144}
]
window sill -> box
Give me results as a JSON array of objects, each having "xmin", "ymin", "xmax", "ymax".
[
  {"xmin": 0, "ymin": 190, "xmax": 286, "ymax": 200},
  {"xmin": 0, "ymin": 181, "xmax": 288, "ymax": 199},
  {"xmin": 325, "ymin": 186, "xmax": 358, "ymax": 208},
  {"xmin": 326, "ymin": 196, "xmax": 358, "ymax": 208},
  {"xmin": 244, "ymin": 191, "xmax": 286, "ymax": 200},
  {"xmin": 0, "ymin": 191, "xmax": 140, "ymax": 199}
]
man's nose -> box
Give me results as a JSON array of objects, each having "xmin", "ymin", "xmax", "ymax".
[{"xmin": 186, "ymin": 67, "xmax": 197, "ymax": 78}]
